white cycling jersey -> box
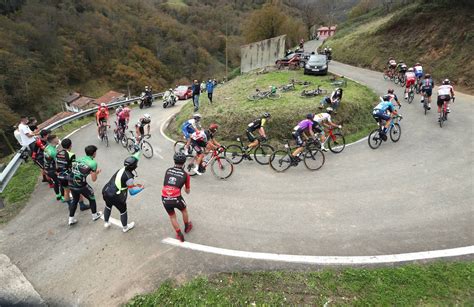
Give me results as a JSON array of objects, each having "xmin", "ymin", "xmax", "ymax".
[
  {"xmin": 414, "ymin": 65, "xmax": 423, "ymax": 73},
  {"xmin": 191, "ymin": 130, "xmax": 207, "ymax": 142},
  {"xmin": 438, "ymin": 85, "xmax": 453, "ymax": 96},
  {"xmin": 313, "ymin": 113, "xmax": 332, "ymax": 124},
  {"xmin": 405, "ymin": 71, "xmax": 416, "ymax": 79}
]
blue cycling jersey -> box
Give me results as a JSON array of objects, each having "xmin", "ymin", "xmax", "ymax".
[{"xmin": 374, "ymin": 101, "xmax": 395, "ymax": 113}]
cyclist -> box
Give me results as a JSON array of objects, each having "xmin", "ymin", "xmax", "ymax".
[
  {"xmin": 162, "ymin": 152, "xmax": 193, "ymax": 242},
  {"xmin": 245, "ymin": 112, "xmax": 271, "ymax": 157},
  {"xmin": 181, "ymin": 114, "xmax": 202, "ymax": 153},
  {"xmin": 414, "ymin": 62, "xmax": 424, "ymax": 80},
  {"xmin": 372, "ymin": 95, "xmax": 398, "ymax": 141},
  {"xmin": 57, "ymin": 138, "xmax": 90, "ymax": 211},
  {"xmin": 387, "ymin": 57, "xmax": 397, "ymax": 74},
  {"xmin": 43, "ymin": 134, "xmax": 62, "ymax": 201},
  {"xmin": 96, "ymin": 103, "xmax": 109, "ymax": 140},
  {"xmin": 68, "ymin": 145, "xmax": 102, "ymax": 226},
  {"xmin": 397, "ymin": 60, "xmax": 408, "ymax": 81},
  {"xmin": 102, "ymin": 152, "xmax": 143, "ymax": 233},
  {"xmin": 387, "ymin": 88, "xmax": 401, "ymax": 107},
  {"xmin": 291, "ymin": 114, "xmax": 316, "ymax": 160},
  {"xmin": 404, "ymin": 67, "xmax": 416, "ymax": 99},
  {"xmin": 135, "ymin": 113, "xmax": 151, "ymax": 143},
  {"xmin": 116, "ymin": 106, "xmax": 130, "ymax": 136},
  {"xmin": 205, "ymin": 124, "xmax": 222, "ymax": 152},
  {"xmin": 437, "ymin": 79, "xmax": 455, "ymax": 116},
  {"xmin": 420, "ymin": 74, "xmax": 434, "ymax": 109},
  {"xmin": 313, "ymin": 107, "xmax": 342, "ymax": 151},
  {"xmin": 189, "ymin": 129, "xmax": 208, "ymax": 175}
]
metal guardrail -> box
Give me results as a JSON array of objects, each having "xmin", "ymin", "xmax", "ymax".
[{"xmin": 0, "ymin": 93, "xmax": 163, "ymax": 193}]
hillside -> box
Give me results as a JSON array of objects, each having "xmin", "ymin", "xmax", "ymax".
[{"xmin": 323, "ymin": 0, "xmax": 474, "ymax": 93}]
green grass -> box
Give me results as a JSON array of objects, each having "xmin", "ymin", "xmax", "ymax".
[
  {"xmin": 166, "ymin": 70, "xmax": 378, "ymax": 149},
  {"xmin": 128, "ymin": 261, "xmax": 474, "ymax": 306}
]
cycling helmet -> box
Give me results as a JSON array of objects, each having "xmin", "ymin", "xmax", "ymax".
[
  {"xmin": 124, "ymin": 156, "xmax": 138, "ymax": 171},
  {"xmin": 145, "ymin": 86, "xmax": 149, "ymax": 90},
  {"xmin": 143, "ymin": 113, "xmax": 151, "ymax": 120},
  {"xmin": 408, "ymin": 67, "xmax": 414, "ymax": 72},
  {"xmin": 263, "ymin": 112, "xmax": 271, "ymax": 118},
  {"xmin": 382, "ymin": 94, "xmax": 391, "ymax": 101},
  {"xmin": 443, "ymin": 79, "xmax": 450, "ymax": 85},
  {"xmin": 415, "ymin": 62, "xmax": 421, "ymax": 66},
  {"xmin": 209, "ymin": 123, "xmax": 219, "ymax": 132},
  {"xmin": 306, "ymin": 113, "xmax": 313, "ymax": 119},
  {"xmin": 387, "ymin": 88, "xmax": 394, "ymax": 94},
  {"xmin": 100, "ymin": 103, "xmax": 107, "ymax": 107},
  {"xmin": 116, "ymin": 106, "xmax": 123, "ymax": 113},
  {"xmin": 193, "ymin": 113, "xmax": 202, "ymax": 120},
  {"xmin": 173, "ymin": 152, "xmax": 187, "ymax": 165},
  {"xmin": 326, "ymin": 107, "xmax": 334, "ymax": 114}
]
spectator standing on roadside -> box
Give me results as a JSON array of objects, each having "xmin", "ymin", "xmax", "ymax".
[
  {"xmin": 18, "ymin": 115, "xmax": 37, "ymax": 152},
  {"xmin": 28, "ymin": 117, "xmax": 38, "ymax": 132},
  {"xmin": 13, "ymin": 124, "xmax": 22, "ymax": 147},
  {"xmin": 206, "ymin": 79, "xmax": 214, "ymax": 104},
  {"xmin": 191, "ymin": 80, "xmax": 200, "ymax": 112}
]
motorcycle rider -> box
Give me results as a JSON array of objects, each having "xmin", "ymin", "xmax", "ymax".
[
  {"xmin": 163, "ymin": 88, "xmax": 177, "ymax": 107},
  {"xmin": 143, "ymin": 86, "xmax": 153, "ymax": 106}
]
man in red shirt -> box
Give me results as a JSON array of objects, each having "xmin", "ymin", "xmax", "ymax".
[{"xmin": 161, "ymin": 152, "xmax": 193, "ymax": 242}]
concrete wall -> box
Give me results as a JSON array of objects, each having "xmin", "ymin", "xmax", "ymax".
[{"xmin": 240, "ymin": 35, "xmax": 286, "ymax": 73}]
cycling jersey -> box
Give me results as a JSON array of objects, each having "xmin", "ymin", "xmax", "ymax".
[
  {"xmin": 247, "ymin": 118, "xmax": 266, "ymax": 132},
  {"xmin": 313, "ymin": 113, "xmax": 332, "ymax": 124},
  {"xmin": 421, "ymin": 79, "xmax": 434, "ymax": 89},
  {"xmin": 388, "ymin": 94, "xmax": 399, "ymax": 104},
  {"xmin": 56, "ymin": 149, "xmax": 75, "ymax": 173},
  {"xmin": 397, "ymin": 63, "xmax": 407, "ymax": 72},
  {"xmin": 293, "ymin": 119, "xmax": 313, "ymax": 133},
  {"xmin": 204, "ymin": 129, "xmax": 215, "ymax": 141},
  {"xmin": 438, "ymin": 84, "xmax": 454, "ymax": 96},
  {"xmin": 43, "ymin": 144, "xmax": 57, "ymax": 173},
  {"xmin": 414, "ymin": 65, "xmax": 423, "ymax": 77},
  {"xmin": 136, "ymin": 118, "xmax": 150, "ymax": 128},
  {"xmin": 102, "ymin": 167, "xmax": 135, "ymax": 203},
  {"xmin": 117, "ymin": 109, "xmax": 130, "ymax": 121},
  {"xmin": 70, "ymin": 156, "xmax": 97, "ymax": 189},
  {"xmin": 162, "ymin": 167, "xmax": 190, "ymax": 198},
  {"xmin": 374, "ymin": 101, "xmax": 395, "ymax": 113},
  {"xmin": 32, "ymin": 138, "xmax": 47, "ymax": 161},
  {"xmin": 96, "ymin": 109, "xmax": 109, "ymax": 120},
  {"xmin": 405, "ymin": 71, "xmax": 416, "ymax": 81}
]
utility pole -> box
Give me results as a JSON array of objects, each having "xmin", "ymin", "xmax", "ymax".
[{"xmin": 225, "ymin": 21, "xmax": 228, "ymax": 81}]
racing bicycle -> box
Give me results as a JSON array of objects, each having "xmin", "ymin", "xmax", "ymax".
[
  {"xmin": 368, "ymin": 115, "xmax": 402, "ymax": 149},
  {"xmin": 98, "ymin": 123, "xmax": 110, "ymax": 147},
  {"xmin": 174, "ymin": 139, "xmax": 194, "ymax": 155},
  {"xmin": 314, "ymin": 127, "xmax": 346, "ymax": 153},
  {"xmin": 439, "ymin": 97, "xmax": 454, "ymax": 128},
  {"xmin": 407, "ymin": 84, "xmax": 415, "ymax": 104},
  {"xmin": 269, "ymin": 138, "xmax": 325, "ymax": 172},
  {"xmin": 300, "ymin": 85, "xmax": 327, "ymax": 98},
  {"xmin": 224, "ymin": 136, "xmax": 274, "ymax": 165},
  {"xmin": 185, "ymin": 147, "xmax": 234, "ymax": 179},
  {"xmin": 126, "ymin": 131, "xmax": 154, "ymax": 158},
  {"xmin": 113, "ymin": 124, "xmax": 128, "ymax": 148},
  {"xmin": 247, "ymin": 87, "xmax": 281, "ymax": 101}
]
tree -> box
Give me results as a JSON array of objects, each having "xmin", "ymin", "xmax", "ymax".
[{"xmin": 242, "ymin": 3, "xmax": 287, "ymax": 43}]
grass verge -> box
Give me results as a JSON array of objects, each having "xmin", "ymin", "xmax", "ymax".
[
  {"xmin": 128, "ymin": 261, "xmax": 474, "ymax": 306},
  {"xmin": 166, "ymin": 70, "xmax": 378, "ymax": 149}
]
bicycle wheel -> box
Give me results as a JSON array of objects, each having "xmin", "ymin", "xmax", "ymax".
[
  {"xmin": 254, "ymin": 144, "xmax": 274, "ymax": 165},
  {"xmin": 394, "ymin": 76, "xmax": 399, "ymax": 85},
  {"xmin": 174, "ymin": 140, "xmax": 187, "ymax": 153},
  {"xmin": 126, "ymin": 138, "xmax": 136, "ymax": 153},
  {"xmin": 408, "ymin": 91, "xmax": 414, "ymax": 104},
  {"xmin": 113, "ymin": 131, "xmax": 119, "ymax": 143},
  {"xmin": 120, "ymin": 134, "xmax": 128, "ymax": 148},
  {"xmin": 389, "ymin": 123, "xmax": 401, "ymax": 142},
  {"xmin": 303, "ymin": 149, "xmax": 325, "ymax": 171},
  {"xmin": 368, "ymin": 129, "xmax": 383, "ymax": 149},
  {"xmin": 224, "ymin": 144, "xmax": 245, "ymax": 164},
  {"xmin": 104, "ymin": 134, "xmax": 109, "ymax": 147},
  {"xmin": 269, "ymin": 150, "xmax": 292, "ymax": 172},
  {"xmin": 184, "ymin": 157, "xmax": 198, "ymax": 177},
  {"xmin": 328, "ymin": 133, "xmax": 346, "ymax": 153},
  {"xmin": 439, "ymin": 112, "xmax": 444, "ymax": 128},
  {"xmin": 211, "ymin": 156, "xmax": 234, "ymax": 179},
  {"xmin": 268, "ymin": 93, "xmax": 281, "ymax": 100},
  {"xmin": 141, "ymin": 141, "xmax": 154, "ymax": 158}
]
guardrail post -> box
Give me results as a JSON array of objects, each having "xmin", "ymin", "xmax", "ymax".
[{"xmin": 0, "ymin": 196, "xmax": 4, "ymax": 209}]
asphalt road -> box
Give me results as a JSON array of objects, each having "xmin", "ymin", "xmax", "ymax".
[{"xmin": 0, "ymin": 40, "xmax": 473, "ymax": 306}]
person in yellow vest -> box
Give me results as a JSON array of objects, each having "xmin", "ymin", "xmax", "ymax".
[{"xmin": 101, "ymin": 152, "xmax": 144, "ymax": 233}]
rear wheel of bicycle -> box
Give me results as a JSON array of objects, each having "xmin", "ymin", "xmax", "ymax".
[
  {"xmin": 120, "ymin": 134, "xmax": 128, "ymax": 148},
  {"xmin": 408, "ymin": 92, "xmax": 414, "ymax": 104},
  {"xmin": 211, "ymin": 157, "xmax": 234, "ymax": 179},
  {"xmin": 141, "ymin": 141, "xmax": 154, "ymax": 158},
  {"xmin": 126, "ymin": 138, "xmax": 136, "ymax": 153},
  {"xmin": 224, "ymin": 144, "xmax": 245, "ymax": 164},
  {"xmin": 328, "ymin": 133, "xmax": 346, "ymax": 153},
  {"xmin": 269, "ymin": 150, "xmax": 292, "ymax": 172},
  {"xmin": 304, "ymin": 149, "xmax": 325, "ymax": 171},
  {"xmin": 174, "ymin": 140, "xmax": 186, "ymax": 153},
  {"xmin": 390, "ymin": 123, "xmax": 401, "ymax": 142},
  {"xmin": 254, "ymin": 144, "xmax": 274, "ymax": 165},
  {"xmin": 268, "ymin": 93, "xmax": 281, "ymax": 100},
  {"xmin": 368, "ymin": 129, "xmax": 383, "ymax": 149},
  {"xmin": 113, "ymin": 131, "xmax": 119, "ymax": 143},
  {"xmin": 103, "ymin": 134, "xmax": 109, "ymax": 147},
  {"xmin": 185, "ymin": 156, "xmax": 198, "ymax": 177}
]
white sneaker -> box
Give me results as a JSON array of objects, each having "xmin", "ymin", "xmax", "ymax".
[
  {"xmin": 97, "ymin": 136, "xmax": 101, "ymax": 140},
  {"xmin": 123, "ymin": 222, "xmax": 135, "ymax": 233},
  {"xmin": 104, "ymin": 222, "xmax": 110, "ymax": 228},
  {"xmin": 193, "ymin": 165, "xmax": 202, "ymax": 176},
  {"xmin": 92, "ymin": 211, "xmax": 102, "ymax": 221},
  {"xmin": 321, "ymin": 147, "xmax": 328, "ymax": 152},
  {"xmin": 68, "ymin": 217, "xmax": 78, "ymax": 226}
]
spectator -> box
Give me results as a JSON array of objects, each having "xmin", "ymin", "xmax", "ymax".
[
  {"xmin": 206, "ymin": 79, "xmax": 214, "ymax": 104},
  {"xmin": 191, "ymin": 80, "xmax": 200, "ymax": 112},
  {"xmin": 200, "ymin": 81, "xmax": 206, "ymax": 93},
  {"xmin": 319, "ymin": 88, "xmax": 344, "ymax": 112},
  {"xmin": 13, "ymin": 124, "xmax": 22, "ymax": 147},
  {"xmin": 28, "ymin": 117, "xmax": 38, "ymax": 131},
  {"xmin": 213, "ymin": 79, "xmax": 218, "ymax": 87},
  {"xmin": 18, "ymin": 115, "xmax": 37, "ymax": 151}
]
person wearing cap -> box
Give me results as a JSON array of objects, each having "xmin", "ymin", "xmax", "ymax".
[
  {"xmin": 102, "ymin": 152, "xmax": 143, "ymax": 233},
  {"xmin": 161, "ymin": 152, "xmax": 193, "ymax": 242},
  {"xmin": 191, "ymin": 80, "xmax": 201, "ymax": 111}
]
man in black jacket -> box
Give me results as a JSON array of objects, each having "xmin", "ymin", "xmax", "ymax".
[{"xmin": 191, "ymin": 80, "xmax": 200, "ymax": 112}]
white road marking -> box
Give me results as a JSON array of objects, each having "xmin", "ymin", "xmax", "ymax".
[
  {"xmin": 100, "ymin": 215, "xmax": 122, "ymax": 228},
  {"xmin": 162, "ymin": 238, "xmax": 474, "ymax": 265},
  {"xmin": 160, "ymin": 113, "xmax": 180, "ymax": 144},
  {"xmin": 63, "ymin": 123, "xmax": 93, "ymax": 139}
]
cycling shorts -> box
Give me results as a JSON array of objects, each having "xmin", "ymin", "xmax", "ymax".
[
  {"xmin": 181, "ymin": 126, "xmax": 195, "ymax": 139},
  {"xmin": 57, "ymin": 171, "xmax": 70, "ymax": 188},
  {"xmin": 97, "ymin": 118, "xmax": 107, "ymax": 126},
  {"xmin": 246, "ymin": 130, "xmax": 256, "ymax": 142},
  {"xmin": 191, "ymin": 140, "xmax": 206, "ymax": 154},
  {"xmin": 292, "ymin": 131, "xmax": 304, "ymax": 147},
  {"xmin": 118, "ymin": 119, "xmax": 127, "ymax": 128},
  {"xmin": 421, "ymin": 88, "xmax": 432, "ymax": 97},
  {"xmin": 406, "ymin": 78, "xmax": 416, "ymax": 88},
  {"xmin": 437, "ymin": 95, "xmax": 451, "ymax": 107},
  {"xmin": 162, "ymin": 196, "xmax": 187, "ymax": 216},
  {"xmin": 136, "ymin": 125, "xmax": 144, "ymax": 135},
  {"xmin": 372, "ymin": 110, "xmax": 390, "ymax": 122}
]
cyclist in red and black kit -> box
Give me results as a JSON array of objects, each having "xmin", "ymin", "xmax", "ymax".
[
  {"xmin": 32, "ymin": 129, "xmax": 51, "ymax": 185},
  {"xmin": 161, "ymin": 152, "xmax": 193, "ymax": 242}
]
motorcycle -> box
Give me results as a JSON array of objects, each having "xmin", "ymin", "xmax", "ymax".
[
  {"xmin": 139, "ymin": 92, "xmax": 153, "ymax": 109},
  {"xmin": 162, "ymin": 92, "xmax": 177, "ymax": 108}
]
